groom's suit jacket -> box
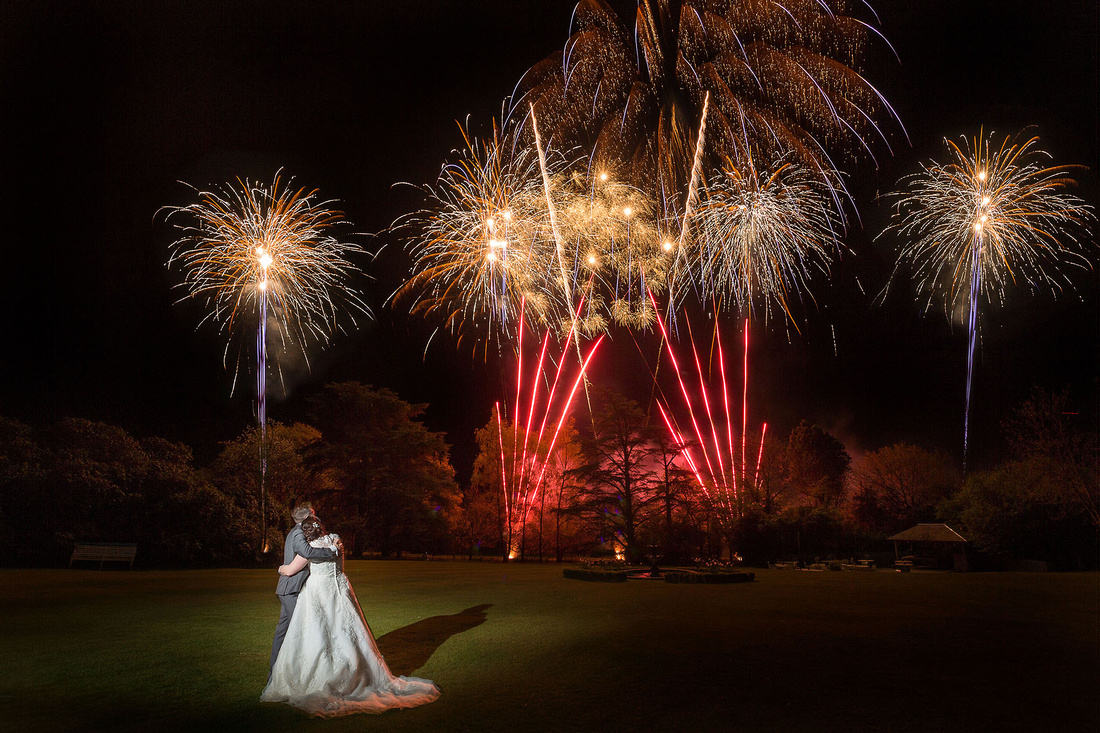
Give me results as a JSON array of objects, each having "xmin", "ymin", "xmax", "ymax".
[{"xmin": 276, "ymin": 524, "xmax": 337, "ymax": 596}]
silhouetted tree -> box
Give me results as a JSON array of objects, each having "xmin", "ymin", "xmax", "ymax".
[
  {"xmin": 851, "ymin": 443, "xmax": 960, "ymax": 535},
  {"xmin": 470, "ymin": 411, "xmax": 582, "ymax": 560},
  {"xmin": 0, "ymin": 416, "xmax": 250, "ymax": 566},
  {"xmin": 1003, "ymin": 388, "xmax": 1099, "ymax": 528},
  {"xmin": 785, "ymin": 421, "xmax": 851, "ymax": 509},
  {"xmin": 308, "ymin": 383, "xmax": 459, "ymax": 557},
  {"xmin": 651, "ymin": 432, "xmax": 697, "ymax": 562},
  {"xmin": 573, "ymin": 390, "xmax": 658, "ymax": 563},
  {"xmin": 938, "ymin": 460, "xmax": 1096, "ymax": 569},
  {"xmin": 210, "ymin": 421, "xmax": 332, "ymax": 551}
]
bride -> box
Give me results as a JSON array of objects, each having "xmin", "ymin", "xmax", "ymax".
[{"xmin": 260, "ymin": 515, "xmax": 440, "ymax": 717}]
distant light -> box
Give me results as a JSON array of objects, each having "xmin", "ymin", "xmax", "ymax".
[
  {"xmin": 982, "ymin": 196, "xmax": 991, "ymax": 206},
  {"xmin": 662, "ymin": 241, "xmax": 673, "ymax": 252},
  {"xmin": 587, "ymin": 254, "xmax": 597, "ymax": 266},
  {"xmin": 258, "ymin": 279, "xmax": 268, "ymax": 291},
  {"xmin": 487, "ymin": 251, "xmax": 497, "ymax": 262},
  {"xmin": 502, "ymin": 210, "xmax": 512, "ymax": 221},
  {"xmin": 973, "ymin": 221, "xmax": 983, "ymax": 232},
  {"xmin": 599, "ymin": 172, "xmax": 608, "ymax": 181},
  {"xmin": 486, "ymin": 217, "xmax": 495, "ymax": 229},
  {"xmin": 977, "ymin": 170, "xmax": 987, "ymax": 182},
  {"xmin": 259, "ymin": 252, "xmax": 273, "ymax": 269},
  {"xmin": 623, "ymin": 207, "xmax": 632, "ymax": 217}
]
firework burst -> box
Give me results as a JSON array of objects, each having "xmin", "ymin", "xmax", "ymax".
[
  {"xmin": 559, "ymin": 172, "xmax": 671, "ymax": 330},
  {"xmin": 166, "ymin": 172, "xmax": 367, "ymax": 550},
  {"xmin": 166, "ymin": 173, "xmax": 369, "ymax": 380},
  {"xmin": 884, "ymin": 130, "xmax": 1095, "ymax": 464},
  {"xmin": 689, "ymin": 157, "xmax": 842, "ymax": 323},
  {"xmin": 513, "ymin": 0, "xmax": 902, "ymax": 219},
  {"xmin": 394, "ymin": 123, "xmax": 577, "ymax": 350}
]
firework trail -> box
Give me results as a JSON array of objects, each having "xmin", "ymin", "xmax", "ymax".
[
  {"xmin": 649, "ymin": 296, "xmax": 767, "ymax": 530},
  {"xmin": 497, "ymin": 321, "xmax": 604, "ymax": 559},
  {"xmin": 884, "ymin": 130, "xmax": 1095, "ymax": 466},
  {"xmin": 166, "ymin": 173, "xmax": 367, "ymax": 548},
  {"xmin": 531, "ymin": 107, "xmax": 574, "ymax": 316}
]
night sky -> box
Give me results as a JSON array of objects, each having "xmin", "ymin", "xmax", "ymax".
[{"xmin": 1, "ymin": 1, "xmax": 1096, "ymax": 480}]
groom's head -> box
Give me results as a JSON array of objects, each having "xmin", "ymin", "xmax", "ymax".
[{"xmin": 291, "ymin": 505, "xmax": 314, "ymax": 525}]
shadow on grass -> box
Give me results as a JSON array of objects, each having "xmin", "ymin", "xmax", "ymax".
[{"xmin": 376, "ymin": 604, "xmax": 492, "ymax": 675}]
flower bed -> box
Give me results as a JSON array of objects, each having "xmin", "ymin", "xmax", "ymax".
[
  {"xmin": 562, "ymin": 567, "xmax": 629, "ymax": 582},
  {"xmin": 663, "ymin": 569, "xmax": 755, "ymax": 584}
]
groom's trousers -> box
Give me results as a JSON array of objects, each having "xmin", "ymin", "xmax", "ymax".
[{"xmin": 270, "ymin": 593, "xmax": 298, "ymax": 670}]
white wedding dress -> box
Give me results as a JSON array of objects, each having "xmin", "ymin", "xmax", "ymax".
[{"xmin": 260, "ymin": 534, "xmax": 440, "ymax": 717}]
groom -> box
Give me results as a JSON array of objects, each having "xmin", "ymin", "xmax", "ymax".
[{"xmin": 269, "ymin": 504, "xmax": 338, "ymax": 673}]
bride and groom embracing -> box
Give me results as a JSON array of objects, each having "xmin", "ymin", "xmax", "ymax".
[{"xmin": 261, "ymin": 505, "xmax": 440, "ymax": 717}]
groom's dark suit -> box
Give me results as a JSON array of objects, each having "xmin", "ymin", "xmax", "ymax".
[{"xmin": 269, "ymin": 522, "xmax": 337, "ymax": 670}]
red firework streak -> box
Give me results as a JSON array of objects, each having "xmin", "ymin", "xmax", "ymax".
[
  {"xmin": 497, "ymin": 301, "xmax": 603, "ymax": 559},
  {"xmin": 649, "ymin": 292, "xmax": 766, "ymax": 530}
]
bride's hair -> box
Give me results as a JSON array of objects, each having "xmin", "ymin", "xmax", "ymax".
[{"xmin": 301, "ymin": 516, "xmax": 327, "ymax": 542}]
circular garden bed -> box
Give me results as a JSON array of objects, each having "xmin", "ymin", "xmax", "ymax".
[{"xmin": 564, "ymin": 564, "xmax": 754, "ymax": 584}]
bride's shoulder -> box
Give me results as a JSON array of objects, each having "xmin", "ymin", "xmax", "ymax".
[{"xmin": 308, "ymin": 533, "xmax": 341, "ymax": 549}]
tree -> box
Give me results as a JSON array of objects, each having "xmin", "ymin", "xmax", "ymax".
[
  {"xmin": 741, "ymin": 427, "xmax": 789, "ymax": 516},
  {"xmin": 0, "ymin": 416, "xmax": 251, "ymax": 567},
  {"xmin": 467, "ymin": 414, "xmax": 510, "ymax": 558},
  {"xmin": 651, "ymin": 432, "xmax": 698, "ymax": 562},
  {"xmin": 308, "ymin": 383, "xmax": 460, "ymax": 557},
  {"xmin": 0, "ymin": 416, "xmax": 46, "ymax": 563},
  {"xmin": 540, "ymin": 418, "xmax": 584, "ymax": 562},
  {"xmin": 210, "ymin": 421, "xmax": 332, "ymax": 551},
  {"xmin": 938, "ymin": 460, "xmax": 1096, "ymax": 569},
  {"xmin": 1003, "ymin": 388, "xmax": 1099, "ymax": 528},
  {"xmin": 469, "ymin": 411, "xmax": 582, "ymax": 560},
  {"xmin": 785, "ymin": 421, "xmax": 851, "ymax": 509},
  {"xmin": 573, "ymin": 390, "xmax": 658, "ymax": 563},
  {"xmin": 851, "ymin": 443, "xmax": 960, "ymax": 535}
]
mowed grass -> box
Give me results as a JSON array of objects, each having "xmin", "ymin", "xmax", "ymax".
[{"xmin": 1, "ymin": 563, "xmax": 1096, "ymax": 733}]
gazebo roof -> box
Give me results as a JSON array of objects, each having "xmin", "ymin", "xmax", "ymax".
[{"xmin": 888, "ymin": 523, "xmax": 967, "ymax": 543}]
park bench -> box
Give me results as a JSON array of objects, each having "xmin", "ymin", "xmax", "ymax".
[{"xmin": 70, "ymin": 542, "xmax": 137, "ymax": 569}]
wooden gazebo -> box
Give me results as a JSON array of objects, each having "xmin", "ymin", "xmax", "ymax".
[{"xmin": 888, "ymin": 523, "xmax": 968, "ymax": 571}]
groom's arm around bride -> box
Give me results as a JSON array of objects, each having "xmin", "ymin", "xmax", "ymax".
[{"xmin": 269, "ymin": 505, "xmax": 337, "ymax": 674}]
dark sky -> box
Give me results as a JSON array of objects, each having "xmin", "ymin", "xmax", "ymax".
[{"xmin": 1, "ymin": 0, "xmax": 1096, "ymax": 480}]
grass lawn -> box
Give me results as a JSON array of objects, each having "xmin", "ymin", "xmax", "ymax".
[{"xmin": 1, "ymin": 562, "xmax": 1096, "ymax": 732}]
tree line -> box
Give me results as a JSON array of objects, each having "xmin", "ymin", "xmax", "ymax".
[{"xmin": 0, "ymin": 383, "xmax": 1094, "ymax": 569}]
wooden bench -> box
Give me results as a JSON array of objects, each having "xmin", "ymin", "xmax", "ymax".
[{"xmin": 70, "ymin": 542, "xmax": 137, "ymax": 569}]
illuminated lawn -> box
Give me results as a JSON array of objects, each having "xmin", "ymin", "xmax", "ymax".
[{"xmin": 2, "ymin": 563, "xmax": 1096, "ymax": 732}]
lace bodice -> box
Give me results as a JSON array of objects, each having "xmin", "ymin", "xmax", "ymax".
[{"xmin": 309, "ymin": 533, "xmax": 344, "ymax": 576}]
